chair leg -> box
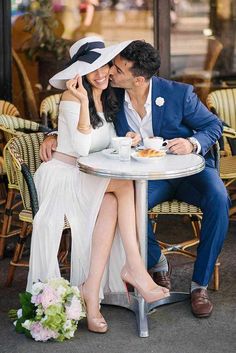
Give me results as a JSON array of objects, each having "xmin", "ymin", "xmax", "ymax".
[
  {"xmin": 0, "ymin": 189, "xmax": 16, "ymax": 259},
  {"xmin": 213, "ymin": 260, "xmax": 220, "ymax": 291},
  {"xmin": 58, "ymin": 229, "xmax": 71, "ymax": 266},
  {"xmin": 5, "ymin": 221, "xmax": 29, "ymax": 287}
]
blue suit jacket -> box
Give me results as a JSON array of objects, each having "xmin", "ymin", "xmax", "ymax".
[{"xmin": 114, "ymin": 76, "xmax": 223, "ymax": 168}]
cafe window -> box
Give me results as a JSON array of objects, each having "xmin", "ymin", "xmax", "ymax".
[
  {"xmin": 10, "ymin": 0, "xmax": 154, "ymax": 119},
  {"xmin": 171, "ymin": 0, "xmax": 236, "ymax": 103}
]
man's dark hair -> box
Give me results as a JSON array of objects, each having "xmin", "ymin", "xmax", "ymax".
[{"xmin": 120, "ymin": 40, "xmax": 161, "ymax": 79}]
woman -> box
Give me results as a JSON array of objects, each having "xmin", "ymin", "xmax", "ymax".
[{"xmin": 26, "ymin": 36, "xmax": 169, "ymax": 333}]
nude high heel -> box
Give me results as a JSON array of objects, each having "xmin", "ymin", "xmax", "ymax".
[
  {"xmin": 121, "ymin": 265, "xmax": 170, "ymax": 303},
  {"xmin": 79, "ymin": 285, "xmax": 108, "ymax": 334}
]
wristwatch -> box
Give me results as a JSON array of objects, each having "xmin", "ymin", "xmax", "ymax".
[{"xmin": 187, "ymin": 137, "xmax": 198, "ymax": 153}]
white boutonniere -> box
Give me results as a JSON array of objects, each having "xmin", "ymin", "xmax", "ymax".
[{"xmin": 155, "ymin": 97, "xmax": 165, "ymax": 107}]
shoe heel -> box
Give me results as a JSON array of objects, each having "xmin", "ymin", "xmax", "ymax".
[{"xmin": 122, "ymin": 280, "xmax": 131, "ymax": 304}]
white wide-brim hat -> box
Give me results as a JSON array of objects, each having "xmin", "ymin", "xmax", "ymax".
[{"xmin": 49, "ymin": 36, "xmax": 132, "ymax": 90}]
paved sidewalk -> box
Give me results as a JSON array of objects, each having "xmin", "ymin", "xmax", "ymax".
[{"xmin": 0, "ymin": 216, "xmax": 236, "ymax": 353}]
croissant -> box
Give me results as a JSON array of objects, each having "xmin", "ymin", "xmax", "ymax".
[{"xmin": 137, "ymin": 149, "xmax": 166, "ymax": 158}]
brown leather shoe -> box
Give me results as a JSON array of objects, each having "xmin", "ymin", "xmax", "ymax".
[
  {"xmin": 191, "ymin": 288, "xmax": 213, "ymax": 318},
  {"xmin": 152, "ymin": 261, "xmax": 172, "ymax": 290}
]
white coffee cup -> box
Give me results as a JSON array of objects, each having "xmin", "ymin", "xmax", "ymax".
[
  {"xmin": 111, "ymin": 136, "xmax": 129, "ymax": 152},
  {"xmin": 143, "ymin": 136, "xmax": 164, "ymax": 150}
]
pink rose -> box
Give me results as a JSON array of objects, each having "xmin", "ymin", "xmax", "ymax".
[
  {"xmin": 30, "ymin": 322, "xmax": 58, "ymax": 342},
  {"xmin": 66, "ymin": 297, "xmax": 83, "ymax": 320},
  {"xmin": 31, "ymin": 294, "xmax": 42, "ymax": 305},
  {"xmin": 40, "ymin": 286, "xmax": 59, "ymax": 309}
]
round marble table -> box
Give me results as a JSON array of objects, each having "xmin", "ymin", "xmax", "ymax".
[{"xmin": 78, "ymin": 151, "xmax": 205, "ymax": 337}]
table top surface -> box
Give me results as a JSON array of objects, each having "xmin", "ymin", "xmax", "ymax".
[{"xmin": 78, "ymin": 149, "xmax": 205, "ymax": 180}]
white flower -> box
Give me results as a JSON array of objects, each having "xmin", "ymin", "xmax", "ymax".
[
  {"xmin": 55, "ymin": 285, "xmax": 67, "ymax": 298},
  {"xmin": 31, "ymin": 281, "xmax": 45, "ymax": 295},
  {"xmin": 17, "ymin": 309, "xmax": 22, "ymax": 319},
  {"xmin": 155, "ymin": 97, "xmax": 165, "ymax": 107},
  {"xmin": 36, "ymin": 307, "xmax": 43, "ymax": 316},
  {"xmin": 63, "ymin": 320, "xmax": 73, "ymax": 331},
  {"xmin": 22, "ymin": 320, "xmax": 32, "ymax": 330},
  {"xmin": 66, "ymin": 296, "xmax": 84, "ymax": 320}
]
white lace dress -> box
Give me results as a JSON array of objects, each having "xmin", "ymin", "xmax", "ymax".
[{"xmin": 26, "ymin": 101, "xmax": 126, "ymax": 298}]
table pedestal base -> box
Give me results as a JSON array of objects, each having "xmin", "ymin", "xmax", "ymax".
[{"xmin": 102, "ymin": 292, "xmax": 189, "ymax": 337}]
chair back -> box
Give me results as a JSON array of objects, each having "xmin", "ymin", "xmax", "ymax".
[
  {"xmin": 40, "ymin": 93, "xmax": 62, "ymax": 128},
  {"xmin": 0, "ymin": 100, "xmax": 20, "ymax": 117},
  {"xmin": 203, "ymin": 37, "xmax": 223, "ymax": 72},
  {"xmin": 4, "ymin": 133, "xmax": 44, "ymax": 215},
  {"xmin": 206, "ymin": 88, "xmax": 236, "ymax": 130},
  {"xmin": 0, "ymin": 115, "xmax": 50, "ymax": 188}
]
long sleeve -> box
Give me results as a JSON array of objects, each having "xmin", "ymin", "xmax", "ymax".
[
  {"xmin": 182, "ymin": 85, "xmax": 223, "ymax": 156},
  {"xmin": 59, "ymin": 101, "xmax": 92, "ymax": 156}
]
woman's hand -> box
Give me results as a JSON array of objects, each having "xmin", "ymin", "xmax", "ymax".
[
  {"xmin": 126, "ymin": 131, "xmax": 141, "ymax": 146},
  {"xmin": 66, "ymin": 75, "xmax": 88, "ymax": 102}
]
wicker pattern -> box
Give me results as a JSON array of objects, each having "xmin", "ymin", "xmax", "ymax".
[
  {"xmin": 40, "ymin": 93, "xmax": 62, "ymax": 128},
  {"xmin": 0, "ymin": 114, "xmax": 40, "ymax": 143},
  {"xmin": 206, "ymin": 89, "xmax": 236, "ymax": 219},
  {"xmin": 0, "ymin": 100, "xmax": 20, "ymax": 117},
  {"xmin": 206, "ymin": 88, "xmax": 236, "ymax": 130},
  {"xmin": 150, "ymin": 200, "xmax": 202, "ymax": 215},
  {"xmin": 7, "ymin": 133, "xmax": 44, "ymax": 211},
  {"xmin": 0, "ymin": 116, "xmax": 51, "ymax": 259},
  {"xmin": 5, "ymin": 133, "xmax": 70, "ymax": 285},
  {"xmin": 148, "ymin": 200, "xmax": 220, "ymax": 290},
  {"xmin": 220, "ymin": 156, "xmax": 236, "ymax": 180}
]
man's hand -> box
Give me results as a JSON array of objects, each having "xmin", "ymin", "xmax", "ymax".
[
  {"xmin": 126, "ymin": 131, "xmax": 141, "ymax": 146},
  {"xmin": 40, "ymin": 135, "xmax": 58, "ymax": 162},
  {"xmin": 166, "ymin": 138, "xmax": 193, "ymax": 155}
]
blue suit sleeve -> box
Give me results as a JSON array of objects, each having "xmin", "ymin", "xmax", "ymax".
[{"xmin": 182, "ymin": 86, "xmax": 223, "ymax": 156}]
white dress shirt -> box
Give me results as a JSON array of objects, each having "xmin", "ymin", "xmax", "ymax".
[{"xmin": 124, "ymin": 80, "xmax": 201, "ymax": 153}]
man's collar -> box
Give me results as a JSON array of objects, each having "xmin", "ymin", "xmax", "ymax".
[{"xmin": 124, "ymin": 79, "xmax": 152, "ymax": 108}]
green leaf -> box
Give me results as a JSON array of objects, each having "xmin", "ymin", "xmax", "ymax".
[{"xmin": 19, "ymin": 292, "xmax": 35, "ymax": 319}]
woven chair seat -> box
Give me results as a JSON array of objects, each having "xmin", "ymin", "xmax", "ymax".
[{"xmin": 149, "ymin": 200, "xmax": 202, "ymax": 215}]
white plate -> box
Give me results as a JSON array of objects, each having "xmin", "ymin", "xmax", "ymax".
[
  {"xmin": 131, "ymin": 151, "xmax": 166, "ymax": 163},
  {"xmin": 102, "ymin": 148, "xmax": 119, "ymax": 159}
]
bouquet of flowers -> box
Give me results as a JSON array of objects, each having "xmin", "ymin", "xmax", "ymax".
[{"xmin": 9, "ymin": 278, "xmax": 86, "ymax": 342}]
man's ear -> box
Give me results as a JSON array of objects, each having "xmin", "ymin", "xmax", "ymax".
[{"xmin": 134, "ymin": 76, "xmax": 146, "ymax": 86}]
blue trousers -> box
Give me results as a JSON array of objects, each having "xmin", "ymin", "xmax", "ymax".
[{"xmin": 147, "ymin": 166, "xmax": 230, "ymax": 286}]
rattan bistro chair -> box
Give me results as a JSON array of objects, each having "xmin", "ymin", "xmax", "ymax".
[
  {"xmin": 40, "ymin": 93, "xmax": 62, "ymax": 128},
  {"xmin": 0, "ymin": 102, "xmax": 20, "ymax": 212},
  {"xmin": 206, "ymin": 88, "xmax": 236, "ymax": 220},
  {"xmin": 0, "ymin": 115, "xmax": 51, "ymax": 258},
  {"xmin": 0, "ymin": 100, "xmax": 20, "ymax": 117},
  {"xmin": 148, "ymin": 201, "xmax": 220, "ymax": 291},
  {"xmin": 5, "ymin": 133, "xmax": 70, "ymax": 286},
  {"xmin": 148, "ymin": 144, "xmax": 221, "ymax": 291}
]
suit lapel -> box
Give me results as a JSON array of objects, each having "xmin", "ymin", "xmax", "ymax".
[
  {"xmin": 114, "ymin": 90, "xmax": 130, "ymax": 136},
  {"xmin": 151, "ymin": 77, "xmax": 165, "ymax": 136}
]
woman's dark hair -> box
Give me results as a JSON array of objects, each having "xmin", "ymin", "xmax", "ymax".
[
  {"xmin": 82, "ymin": 74, "xmax": 119, "ymax": 129},
  {"xmin": 120, "ymin": 40, "xmax": 161, "ymax": 79}
]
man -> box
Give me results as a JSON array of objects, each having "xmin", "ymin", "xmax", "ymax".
[{"xmin": 41, "ymin": 40, "xmax": 229, "ymax": 318}]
